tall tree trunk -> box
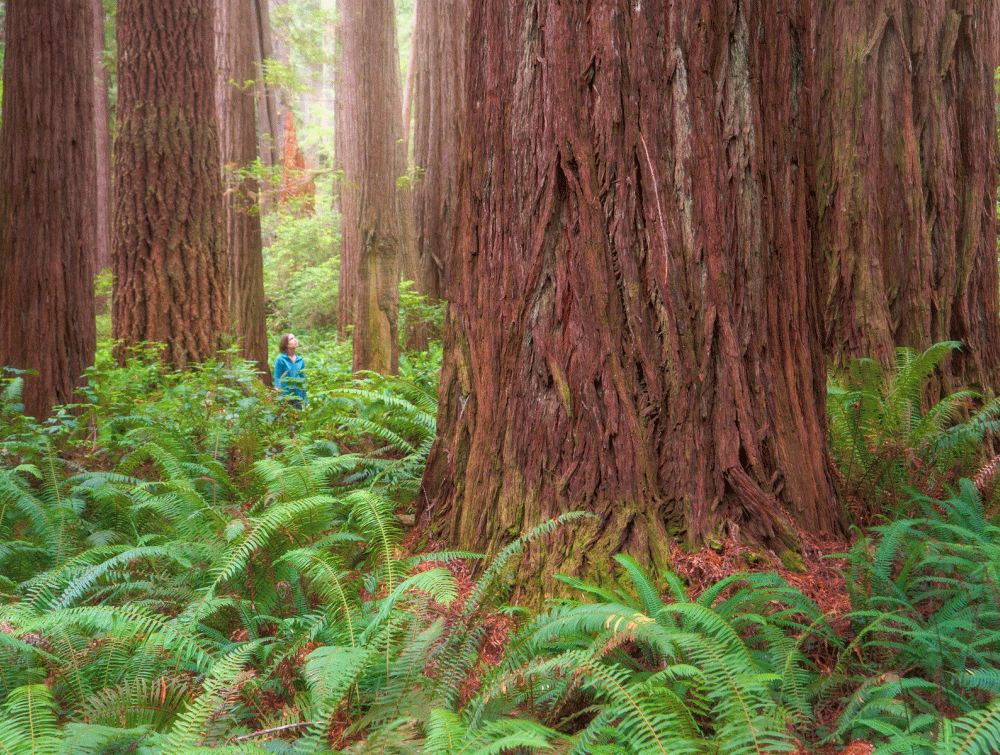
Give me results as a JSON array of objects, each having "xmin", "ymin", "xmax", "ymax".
[
  {"xmin": 252, "ymin": 0, "xmax": 281, "ymax": 175},
  {"xmin": 817, "ymin": 0, "xmax": 1000, "ymax": 395},
  {"xmin": 418, "ymin": 0, "xmax": 845, "ymax": 600},
  {"xmin": 93, "ymin": 0, "xmax": 112, "ymax": 276},
  {"xmin": 218, "ymin": 0, "xmax": 271, "ymax": 385},
  {"xmin": 409, "ymin": 0, "xmax": 467, "ymax": 302},
  {"xmin": 336, "ymin": 0, "xmax": 401, "ymax": 374},
  {"xmin": 0, "ymin": 0, "xmax": 96, "ymax": 420},
  {"xmin": 333, "ymin": 0, "xmax": 358, "ymax": 334},
  {"xmin": 113, "ymin": 0, "xmax": 230, "ymax": 369}
]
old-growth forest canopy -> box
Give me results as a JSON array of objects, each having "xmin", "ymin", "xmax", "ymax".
[{"xmin": 2, "ymin": 2, "xmax": 1000, "ymax": 754}]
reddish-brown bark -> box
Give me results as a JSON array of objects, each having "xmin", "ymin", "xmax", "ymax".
[
  {"xmin": 333, "ymin": 0, "xmax": 359, "ymax": 334},
  {"xmin": 217, "ymin": 0, "xmax": 271, "ymax": 385},
  {"xmin": 112, "ymin": 0, "xmax": 229, "ymax": 369},
  {"xmin": 0, "ymin": 0, "xmax": 96, "ymax": 420},
  {"xmin": 335, "ymin": 0, "xmax": 402, "ymax": 374},
  {"xmin": 816, "ymin": 0, "xmax": 1000, "ymax": 394},
  {"xmin": 418, "ymin": 0, "xmax": 845, "ymax": 598},
  {"xmin": 252, "ymin": 0, "xmax": 281, "ymax": 172},
  {"xmin": 92, "ymin": 0, "xmax": 112, "ymax": 276},
  {"xmin": 279, "ymin": 111, "xmax": 316, "ymax": 215},
  {"xmin": 409, "ymin": 0, "xmax": 468, "ymax": 302}
]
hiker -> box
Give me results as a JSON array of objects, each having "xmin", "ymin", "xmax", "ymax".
[{"xmin": 274, "ymin": 333, "xmax": 306, "ymax": 409}]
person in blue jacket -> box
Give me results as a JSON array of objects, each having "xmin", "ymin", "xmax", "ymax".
[{"xmin": 274, "ymin": 333, "xmax": 306, "ymax": 409}]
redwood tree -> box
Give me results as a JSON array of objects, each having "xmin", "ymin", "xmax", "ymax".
[
  {"xmin": 816, "ymin": 0, "xmax": 1000, "ymax": 393},
  {"xmin": 93, "ymin": 0, "xmax": 112, "ymax": 275},
  {"xmin": 335, "ymin": 0, "xmax": 402, "ymax": 374},
  {"xmin": 217, "ymin": 0, "xmax": 270, "ymax": 384},
  {"xmin": 0, "ymin": 0, "xmax": 96, "ymax": 420},
  {"xmin": 113, "ymin": 0, "xmax": 229, "ymax": 368},
  {"xmin": 409, "ymin": 0, "xmax": 467, "ymax": 301},
  {"xmin": 418, "ymin": 0, "xmax": 845, "ymax": 597},
  {"xmin": 252, "ymin": 0, "xmax": 281, "ymax": 172}
]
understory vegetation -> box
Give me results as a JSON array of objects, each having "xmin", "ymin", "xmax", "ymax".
[{"xmin": 3, "ymin": 336, "xmax": 1000, "ymax": 754}]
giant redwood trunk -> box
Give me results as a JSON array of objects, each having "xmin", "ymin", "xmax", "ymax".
[
  {"xmin": 409, "ymin": 0, "xmax": 468, "ymax": 301},
  {"xmin": 336, "ymin": 0, "xmax": 401, "ymax": 374},
  {"xmin": 0, "ymin": 0, "xmax": 96, "ymax": 420},
  {"xmin": 817, "ymin": 1, "xmax": 1000, "ymax": 393},
  {"xmin": 418, "ymin": 0, "xmax": 846, "ymax": 597},
  {"xmin": 113, "ymin": 0, "xmax": 230, "ymax": 369},
  {"xmin": 217, "ymin": 0, "xmax": 270, "ymax": 384}
]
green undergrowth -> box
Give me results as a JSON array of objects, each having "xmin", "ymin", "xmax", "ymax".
[
  {"xmin": 827, "ymin": 341, "xmax": 1000, "ymax": 526},
  {"xmin": 2, "ymin": 340, "xmax": 1000, "ymax": 752}
]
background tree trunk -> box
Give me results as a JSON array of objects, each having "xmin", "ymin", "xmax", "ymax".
[
  {"xmin": 817, "ymin": 0, "xmax": 1000, "ymax": 395},
  {"xmin": 0, "ymin": 0, "xmax": 96, "ymax": 420},
  {"xmin": 409, "ymin": 0, "xmax": 467, "ymax": 303},
  {"xmin": 333, "ymin": 0, "xmax": 359, "ymax": 334},
  {"xmin": 252, "ymin": 0, "xmax": 281, "ymax": 181},
  {"xmin": 113, "ymin": 0, "xmax": 229, "ymax": 369},
  {"xmin": 218, "ymin": 0, "xmax": 271, "ymax": 385},
  {"xmin": 336, "ymin": 0, "xmax": 401, "ymax": 374},
  {"xmin": 418, "ymin": 0, "xmax": 845, "ymax": 599},
  {"xmin": 92, "ymin": 0, "xmax": 112, "ymax": 276}
]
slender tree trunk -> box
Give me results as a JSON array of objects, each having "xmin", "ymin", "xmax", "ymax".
[
  {"xmin": 336, "ymin": 0, "xmax": 401, "ymax": 374},
  {"xmin": 333, "ymin": 0, "xmax": 358, "ymax": 334},
  {"xmin": 218, "ymin": 0, "xmax": 271, "ymax": 385},
  {"xmin": 0, "ymin": 0, "xmax": 96, "ymax": 420},
  {"xmin": 113, "ymin": 0, "xmax": 230, "ymax": 369},
  {"xmin": 418, "ymin": 0, "xmax": 844, "ymax": 600},
  {"xmin": 253, "ymin": 0, "xmax": 281, "ymax": 174},
  {"xmin": 92, "ymin": 0, "xmax": 112, "ymax": 276},
  {"xmin": 409, "ymin": 0, "xmax": 467, "ymax": 302},
  {"xmin": 817, "ymin": 0, "xmax": 1000, "ymax": 395}
]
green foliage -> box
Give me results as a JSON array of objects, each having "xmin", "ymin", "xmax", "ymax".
[
  {"xmin": 263, "ymin": 206, "xmax": 341, "ymax": 333},
  {"xmin": 831, "ymin": 481, "xmax": 1000, "ymax": 753},
  {"xmin": 827, "ymin": 341, "xmax": 1000, "ymax": 523},
  {"xmin": 454, "ymin": 557, "xmax": 833, "ymax": 755},
  {"xmin": 0, "ymin": 339, "xmax": 445, "ymax": 751},
  {"xmin": 398, "ymin": 280, "xmax": 446, "ymax": 348}
]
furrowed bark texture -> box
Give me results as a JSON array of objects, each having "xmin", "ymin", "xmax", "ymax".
[
  {"xmin": 337, "ymin": 0, "xmax": 401, "ymax": 374},
  {"xmin": 410, "ymin": 0, "xmax": 468, "ymax": 301},
  {"xmin": 113, "ymin": 0, "xmax": 229, "ymax": 369},
  {"xmin": 418, "ymin": 0, "xmax": 845, "ymax": 597},
  {"xmin": 218, "ymin": 0, "xmax": 270, "ymax": 384},
  {"xmin": 0, "ymin": 0, "xmax": 96, "ymax": 419},
  {"xmin": 817, "ymin": 0, "xmax": 1000, "ymax": 392}
]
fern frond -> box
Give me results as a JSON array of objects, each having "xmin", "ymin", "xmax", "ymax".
[
  {"xmin": 58, "ymin": 722, "xmax": 156, "ymax": 755},
  {"xmin": 0, "ymin": 684, "xmax": 61, "ymax": 755},
  {"xmin": 78, "ymin": 676, "xmax": 193, "ymax": 730},
  {"xmin": 937, "ymin": 697, "xmax": 1000, "ymax": 755},
  {"xmin": 196, "ymin": 495, "xmax": 338, "ymax": 609},
  {"xmin": 162, "ymin": 643, "xmax": 259, "ymax": 754}
]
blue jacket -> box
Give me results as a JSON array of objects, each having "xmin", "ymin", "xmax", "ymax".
[{"xmin": 274, "ymin": 353, "xmax": 306, "ymax": 402}]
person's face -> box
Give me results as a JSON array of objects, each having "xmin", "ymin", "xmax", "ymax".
[{"xmin": 287, "ymin": 334, "xmax": 299, "ymax": 350}]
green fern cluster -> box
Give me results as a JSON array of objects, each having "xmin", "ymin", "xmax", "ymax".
[
  {"xmin": 827, "ymin": 341, "xmax": 1000, "ymax": 524},
  {"xmin": 832, "ymin": 480, "xmax": 1000, "ymax": 753},
  {"xmin": 428, "ymin": 556, "xmax": 832, "ymax": 755},
  {"xmin": 0, "ymin": 366, "xmax": 445, "ymax": 753}
]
